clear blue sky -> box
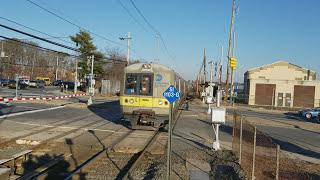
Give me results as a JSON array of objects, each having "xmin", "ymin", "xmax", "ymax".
[{"xmin": 1, "ymin": 0, "xmax": 319, "ymax": 81}]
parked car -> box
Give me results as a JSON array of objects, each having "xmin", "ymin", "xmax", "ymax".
[
  {"xmin": 28, "ymin": 80, "xmax": 38, "ymax": 88},
  {"xmin": 36, "ymin": 77, "xmax": 51, "ymax": 86},
  {"xmin": 52, "ymin": 80, "xmax": 64, "ymax": 86},
  {"xmin": 0, "ymin": 79, "xmax": 10, "ymax": 87},
  {"xmin": 36, "ymin": 80, "xmax": 45, "ymax": 88},
  {"xmin": 299, "ymin": 107, "xmax": 320, "ymax": 119},
  {"xmin": 8, "ymin": 80, "xmax": 28, "ymax": 89},
  {"xmin": 63, "ymin": 81, "xmax": 75, "ymax": 90}
]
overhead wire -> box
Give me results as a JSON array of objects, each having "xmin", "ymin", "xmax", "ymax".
[
  {"xmin": 24, "ymin": 0, "xmax": 144, "ymax": 59},
  {"xmin": 0, "ymin": 35, "xmax": 127, "ymax": 64},
  {"xmin": 117, "ymin": 0, "xmax": 149, "ymax": 33},
  {"xmin": 25, "ymin": 0, "xmax": 124, "ymax": 47},
  {"xmin": 127, "ymin": 0, "xmax": 175, "ymax": 61},
  {"xmin": 0, "ymin": 16, "xmax": 74, "ymax": 45},
  {"xmin": 0, "ymin": 35, "xmax": 70, "ymax": 55},
  {"xmin": 0, "ymin": 23, "xmax": 79, "ymax": 52}
]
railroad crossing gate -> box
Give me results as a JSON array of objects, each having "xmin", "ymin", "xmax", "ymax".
[{"xmin": 163, "ymin": 85, "xmax": 180, "ymax": 104}]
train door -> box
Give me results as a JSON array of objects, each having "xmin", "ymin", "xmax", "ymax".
[{"xmin": 139, "ymin": 74, "xmax": 153, "ymax": 108}]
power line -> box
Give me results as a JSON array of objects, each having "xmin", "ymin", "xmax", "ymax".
[
  {"xmin": 24, "ymin": 0, "xmax": 125, "ymax": 47},
  {"xmin": 0, "ymin": 16, "xmax": 74, "ymax": 45},
  {"xmin": 0, "ymin": 35, "xmax": 128, "ymax": 64},
  {"xmin": 128, "ymin": 0, "xmax": 158, "ymax": 33},
  {"xmin": 128, "ymin": 0, "xmax": 175, "ymax": 61},
  {"xmin": 117, "ymin": 0, "xmax": 149, "ymax": 33},
  {"xmin": 0, "ymin": 35, "xmax": 72, "ymax": 55},
  {"xmin": 0, "ymin": 23, "xmax": 79, "ymax": 52}
]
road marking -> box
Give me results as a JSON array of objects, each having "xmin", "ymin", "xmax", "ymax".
[
  {"xmin": 11, "ymin": 105, "xmax": 43, "ymax": 110},
  {"xmin": 0, "ymin": 106, "xmax": 65, "ymax": 119},
  {"xmin": 3, "ymin": 119, "xmax": 128, "ymax": 134}
]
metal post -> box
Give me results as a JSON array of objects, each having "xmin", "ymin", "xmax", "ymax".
[
  {"xmin": 252, "ymin": 126, "xmax": 257, "ymax": 180},
  {"xmin": 217, "ymin": 88, "xmax": 221, "ymax": 108},
  {"xmin": 87, "ymin": 55, "xmax": 94, "ymax": 105},
  {"xmin": 167, "ymin": 103, "xmax": 173, "ymax": 180},
  {"xmin": 74, "ymin": 58, "xmax": 78, "ymax": 94},
  {"xmin": 55, "ymin": 56, "xmax": 59, "ymax": 81},
  {"xmin": 212, "ymin": 123, "xmax": 220, "ymax": 150},
  {"xmin": 276, "ymin": 145, "xmax": 280, "ymax": 180},
  {"xmin": 239, "ymin": 116, "xmax": 243, "ymax": 164},
  {"xmin": 15, "ymin": 74, "xmax": 18, "ymax": 98}
]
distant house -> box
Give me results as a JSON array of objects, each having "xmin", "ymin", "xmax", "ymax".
[{"xmin": 244, "ymin": 61, "xmax": 320, "ymax": 108}]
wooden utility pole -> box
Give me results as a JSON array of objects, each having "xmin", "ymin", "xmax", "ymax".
[
  {"xmin": 203, "ymin": 48, "xmax": 207, "ymax": 84},
  {"xmin": 224, "ymin": 0, "xmax": 236, "ymax": 101},
  {"xmin": 219, "ymin": 46, "xmax": 223, "ymax": 85}
]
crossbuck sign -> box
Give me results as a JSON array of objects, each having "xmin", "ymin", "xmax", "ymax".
[{"xmin": 163, "ymin": 85, "xmax": 180, "ymax": 104}]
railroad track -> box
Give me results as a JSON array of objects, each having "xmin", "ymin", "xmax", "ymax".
[
  {"xmin": 3, "ymin": 97, "xmax": 188, "ymax": 179},
  {"xmin": 0, "ymin": 104, "xmax": 127, "ymax": 179}
]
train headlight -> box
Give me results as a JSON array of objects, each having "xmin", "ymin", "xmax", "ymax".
[
  {"xmin": 158, "ymin": 100, "xmax": 163, "ymax": 105},
  {"xmin": 129, "ymin": 99, "xmax": 134, "ymax": 104},
  {"xmin": 142, "ymin": 64, "xmax": 152, "ymax": 69}
]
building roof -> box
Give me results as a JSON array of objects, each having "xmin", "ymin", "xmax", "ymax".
[{"xmin": 246, "ymin": 60, "xmax": 316, "ymax": 74}]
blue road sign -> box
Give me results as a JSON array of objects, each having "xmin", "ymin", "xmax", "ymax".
[{"xmin": 163, "ymin": 85, "xmax": 180, "ymax": 104}]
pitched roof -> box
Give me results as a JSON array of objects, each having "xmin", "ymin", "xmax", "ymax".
[{"xmin": 246, "ymin": 60, "xmax": 316, "ymax": 74}]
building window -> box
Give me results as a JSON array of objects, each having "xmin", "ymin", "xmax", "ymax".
[{"xmin": 304, "ymin": 76, "xmax": 307, "ymax": 80}]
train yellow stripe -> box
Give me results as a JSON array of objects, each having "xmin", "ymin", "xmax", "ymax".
[{"xmin": 119, "ymin": 96, "xmax": 170, "ymax": 108}]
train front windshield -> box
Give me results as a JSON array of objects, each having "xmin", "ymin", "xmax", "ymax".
[{"xmin": 125, "ymin": 73, "xmax": 153, "ymax": 96}]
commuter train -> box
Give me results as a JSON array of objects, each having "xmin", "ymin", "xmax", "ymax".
[{"xmin": 120, "ymin": 63, "xmax": 186, "ymax": 129}]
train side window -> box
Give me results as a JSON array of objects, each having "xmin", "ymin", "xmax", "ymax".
[
  {"xmin": 125, "ymin": 74, "xmax": 138, "ymax": 95},
  {"xmin": 140, "ymin": 74, "xmax": 153, "ymax": 96}
]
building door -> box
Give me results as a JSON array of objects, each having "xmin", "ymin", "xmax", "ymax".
[
  {"xmin": 277, "ymin": 93, "xmax": 283, "ymax": 107},
  {"xmin": 293, "ymin": 85, "xmax": 315, "ymax": 108},
  {"xmin": 285, "ymin": 93, "xmax": 291, "ymax": 107},
  {"xmin": 255, "ymin": 84, "xmax": 276, "ymax": 106}
]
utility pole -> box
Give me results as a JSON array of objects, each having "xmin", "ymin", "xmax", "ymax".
[
  {"xmin": 202, "ymin": 48, "xmax": 207, "ymax": 103},
  {"xmin": 155, "ymin": 33, "xmax": 160, "ymax": 62},
  {"xmin": 87, "ymin": 55, "xmax": 94, "ymax": 106},
  {"xmin": 219, "ymin": 46, "xmax": 223, "ymax": 85},
  {"xmin": 209, "ymin": 61, "xmax": 214, "ymax": 84},
  {"xmin": 203, "ymin": 48, "xmax": 207, "ymax": 84},
  {"xmin": 224, "ymin": 0, "xmax": 236, "ymax": 101},
  {"xmin": 119, "ymin": 32, "xmax": 131, "ymax": 65},
  {"xmin": 230, "ymin": 30, "xmax": 237, "ymax": 105},
  {"xmin": 55, "ymin": 56, "xmax": 59, "ymax": 81},
  {"xmin": 74, "ymin": 58, "xmax": 78, "ymax": 94}
]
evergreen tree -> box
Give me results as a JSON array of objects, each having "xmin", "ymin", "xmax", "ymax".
[{"xmin": 70, "ymin": 31, "xmax": 105, "ymax": 79}]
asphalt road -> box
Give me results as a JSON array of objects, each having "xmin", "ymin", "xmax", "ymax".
[
  {"xmin": 1, "ymin": 97, "xmax": 319, "ymax": 162},
  {"xmin": 231, "ymin": 108, "xmax": 320, "ymax": 160},
  {"xmin": 0, "ymin": 102, "xmax": 59, "ymax": 116},
  {"xmin": 0, "ymin": 86, "xmax": 64, "ymax": 98}
]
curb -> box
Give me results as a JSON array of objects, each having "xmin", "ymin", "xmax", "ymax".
[{"xmin": 0, "ymin": 93, "xmax": 87, "ymax": 103}]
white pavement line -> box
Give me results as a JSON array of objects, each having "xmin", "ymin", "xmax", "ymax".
[
  {"xmin": 0, "ymin": 106, "xmax": 65, "ymax": 119},
  {"xmin": 3, "ymin": 119, "xmax": 130, "ymax": 134},
  {"xmin": 14, "ymin": 105, "xmax": 43, "ymax": 110}
]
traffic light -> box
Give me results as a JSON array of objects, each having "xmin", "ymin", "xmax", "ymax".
[{"xmin": 229, "ymin": 57, "xmax": 237, "ymax": 70}]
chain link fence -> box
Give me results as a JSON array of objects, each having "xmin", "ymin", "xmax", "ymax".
[{"xmin": 232, "ymin": 112, "xmax": 319, "ymax": 179}]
